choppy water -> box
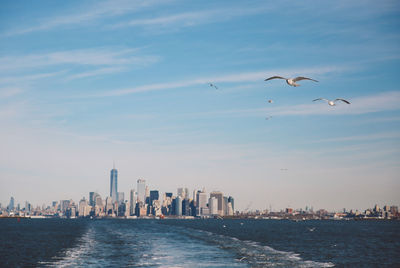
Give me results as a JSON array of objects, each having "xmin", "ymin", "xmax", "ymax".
[{"xmin": 0, "ymin": 218, "xmax": 399, "ymax": 267}]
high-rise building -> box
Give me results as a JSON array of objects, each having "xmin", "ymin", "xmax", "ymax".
[
  {"xmin": 175, "ymin": 196, "xmax": 182, "ymax": 216},
  {"xmin": 118, "ymin": 192, "xmax": 125, "ymax": 204},
  {"xmin": 177, "ymin": 188, "xmax": 189, "ymax": 199},
  {"xmin": 137, "ymin": 179, "xmax": 146, "ymax": 203},
  {"xmin": 228, "ymin": 196, "xmax": 234, "ymax": 212},
  {"xmin": 130, "ymin": 189, "xmax": 136, "ymax": 216},
  {"xmin": 196, "ymin": 190, "xmax": 208, "ymax": 216},
  {"xmin": 8, "ymin": 197, "xmax": 15, "ymax": 211},
  {"xmin": 150, "ymin": 190, "xmax": 159, "ymax": 205},
  {"xmin": 209, "ymin": 197, "xmax": 218, "ymax": 215},
  {"xmin": 110, "ymin": 165, "xmax": 118, "ymax": 203},
  {"xmin": 210, "ymin": 191, "xmax": 224, "ymax": 216},
  {"xmin": 223, "ymin": 196, "xmax": 229, "ymax": 215}
]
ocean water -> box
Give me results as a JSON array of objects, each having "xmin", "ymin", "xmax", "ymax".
[{"xmin": 0, "ymin": 218, "xmax": 399, "ymax": 267}]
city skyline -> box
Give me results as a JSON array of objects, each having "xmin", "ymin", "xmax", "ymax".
[{"xmin": 1, "ymin": 1, "xmax": 399, "ymax": 211}]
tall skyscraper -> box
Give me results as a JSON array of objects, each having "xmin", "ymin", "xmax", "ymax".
[
  {"xmin": 196, "ymin": 189, "xmax": 208, "ymax": 216},
  {"xmin": 210, "ymin": 191, "xmax": 224, "ymax": 216},
  {"xmin": 150, "ymin": 190, "xmax": 159, "ymax": 206},
  {"xmin": 130, "ymin": 189, "xmax": 136, "ymax": 216},
  {"xmin": 137, "ymin": 179, "xmax": 146, "ymax": 203},
  {"xmin": 175, "ymin": 196, "xmax": 182, "ymax": 216},
  {"xmin": 228, "ymin": 196, "xmax": 234, "ymax": 212},
  {"xmin": 8, "ymin": 196, "xmax": 15, "ymax": 211},
  {"xmin": 110, "ymin": 164, "xmax": 118, "ymax": 203},
  {"xmin": 177, "ymin": 188, "xmax": 189, "ymax": 199}
]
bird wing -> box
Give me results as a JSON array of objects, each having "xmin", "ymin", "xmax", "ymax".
[
  {"xmin": 335, "ymin": 98, "xmax": 350, "ymax": 104},
  {"xmin": 265, "ymin": 76, "xmax": 286, "ymax": 81},
  {"xmin": 313, "ymin": 98, "xmax": 329, "ymax": 102},
  {"xmin": 293, "ymin": 77, "xmax": 318, "ymax": 82}
]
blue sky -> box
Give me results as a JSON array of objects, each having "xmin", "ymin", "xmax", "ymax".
[{"xmin": 0, "ymin": 0, "xmax": 399, "ymax": 211}]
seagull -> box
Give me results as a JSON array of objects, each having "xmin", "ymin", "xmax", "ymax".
[
  {"xmin": 240, "ymin": 222, "xmax": 244, "ymax": 226},
  {"xmin": 313, "ymin": 98, "xmax": 350, "ymax": 106},
  {"xmin": 222, "ymin": 224, "xmax": 226, "ymax": 228},
  {"xmin": 238, "ymin": 257, "xmax": 247, "ymax": 261},
  {"xmin": 308, "ymin": 227, "xmax": 316, "ymax": 232},
  {"xmin": 265, "ymin": 76, "xmax": 318, "ymax": 87},
  {"xmin": 208, "ymin": 83, "xmax": 218, "ymax": 90},
  {"xmin": 267, "ymin": 99, "xmax": 274, "ymax": 103}
]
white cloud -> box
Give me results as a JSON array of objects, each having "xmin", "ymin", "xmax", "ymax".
[
  {"xmin": 110, "ymin": 5, "xmax": 273, "ymax": 30},
  {"xmin": 85, "ymin": 65, "xmax": 348, "ymax": 97},
  {"xmin": 2, "ymin": 0, "xmax": 163, "ymax": 36},
  {"xmin": 0, "ymin": 87, "xmax": 24, "ymax": 98},
  {"xmin": 269, "ymin": 91, "xmax": 400, "ymax": 116}
]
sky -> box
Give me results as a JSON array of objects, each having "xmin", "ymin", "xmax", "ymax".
[{"xmin": 0, "ymin": 0, "xmax": 399, "ymax": 212}]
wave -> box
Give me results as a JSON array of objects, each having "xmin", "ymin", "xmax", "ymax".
[{"xmin": 173, "ymin": 226, "xmax": 335, "ymax": 267}]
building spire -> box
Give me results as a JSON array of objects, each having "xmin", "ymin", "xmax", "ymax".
[{"xmin": 113, "ymin": 160, "xmax": 115, "ymax": 170}]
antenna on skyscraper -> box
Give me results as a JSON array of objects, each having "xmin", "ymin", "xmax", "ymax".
[{"xmin": 113, "ymin": 160, "xmax": 115, "ymax": 169}]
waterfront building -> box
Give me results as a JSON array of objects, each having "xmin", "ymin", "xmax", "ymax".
[
  {"xmin": 196, "ymin": 190, "xmax": 208, "ymax": 216},
  {"xmin": 129, "ymin": 189, "xmax": 136, "ymax": 216},
  {"xmin": 177, "ymin": 188, "xmax": 189, "ymax": 199},
  {"xmin": 209, "ymin": 197, "xmax": 218, "ymax": 216},
  {"xmin": 223, "ymin": 196, "xmax": 229, "ymax": 215},
  {"xmin": 105, "ymin": 196, "xmax": 114, "ymax": 215},
  {"xmin": 210, "ymin": 191, "xmax": 223, "ymax": 216},
  {"xmin": 228, "ymin": 196, "xmax": 234, "ymax": 212},
  {"xmin": 8, "ymin": 196, "xmax": 15, "ymax": 211},
  {"xmin": 137, "ymin": 179, "xmax": 146, "ymax": 203},
  {"xmin": 150, "ymin": 190, "xmax": 159, "ymax": 205},
  {"xmin": 60, "ymin": 200, "xmax": 70, "ymax": 212},
  {"xmin": 182, "ymin": 198, "xmax": 191, "ymax": 216},
  {"xmin": 175, "ymin": 196, "xmax": 182, "ymax": 216},
  {"xmin": 118, "ymin": 192, "xmax": 125, "ymax": 204},
  {"xmin": 110, "ymin": 165, "xmax": 118, "ymax": 203}
]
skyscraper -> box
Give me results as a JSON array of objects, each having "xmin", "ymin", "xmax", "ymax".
[
  {"xmin": 175, "ymin": 196, "xmax": 182, "ymax": 216},
  {"xmin": 137, "ymin": 179, "xmax": 146, "ymax": 203},
  {"xmin": 150, "ymin": 190, "xmax": 159, "ymax": 206},
  {"xmin": 210, "ymin": 191, "xmax": 224, "ymax": 216},
  {"xmin": 110, "ymin": 165, "xmax": 118, "ymax": 203},
  {"xmin": 8, "ymin": 196, "xmax": 15, "ymax": 211},
  {"xmin": 130, "ymin": 189, "xmax": 136, "ymax": 216}
]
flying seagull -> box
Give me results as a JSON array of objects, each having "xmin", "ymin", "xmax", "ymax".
[
  {"xmin": 308, "ymin": 227, "xmax": 316, "ymax": 232},
  {"xmin": 313, "ymin": 98, "xmax": 350, "ymax": 106},
  {"xmin": 267, "ymin": 99, "xmax": 274, "ymax": 103},
  {"xmin": 265, "ymin": 76, "xmax": 318, "ymax": 87},
  {"xmin": 208, "ymin": 83, "xmax": 218, "ymax": 90}
]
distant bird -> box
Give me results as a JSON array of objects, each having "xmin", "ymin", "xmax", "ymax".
[
  {"xmin": 308, "ymin": 227, "xmax": 316, "ymax": 232},
  {"xmin": 240, "ymin": 222, "xmax": 244, "ymax": 226},
  {"xmin": 280, "ymin": 168, "xmax": 288, "ymax": 171},
  {"xmin": 238, "ymin": 257, "xmax": 247, "ymax": 261},
  {"xmin": 267, "ymin": 99, "xmax": 274, "ymax": 103},
  {"xmin": 222, "ymin": 225, "xmax": 226, "ymax": 228},
  {"xmin": 208, "ymin": 83, "xmax": 218, "ymax": 90},
  {"xmin": 265, "ymin": 116, "xmax": 272, "ymax": 120},
  {"xmin": 313, "ymin": 98, "xmax": 350, "ymax": 106},
  {"xmin": 265, "ymin": 76, "xmax": 318, "ymax": 87}
]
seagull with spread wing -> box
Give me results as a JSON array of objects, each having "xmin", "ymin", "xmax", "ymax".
[
  {"xmin": 265, "ymin": 76, "xmax": 318, "ymax": 87},
  {"xmin": 313, "ymin": 98, "xmax": 350, "ymax": 106}
]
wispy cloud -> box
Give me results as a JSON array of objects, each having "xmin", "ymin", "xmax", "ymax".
[
  {"xmin": 83, "ymin": 65, "xmax": 348, "ymax": 97},
  {"xmin": 2, "ymin": 0, "xmax": 163, "ymax": 36},
  {"xmin": 269, "ymin": 91, "xmax": 400, "ymax": 116},
  {"xmin": 0, "ymin": 48, "xmax": 157, "ymax": 71},
  {"xmin": 312, "ymin": 132, "xmax": 400, "ymax": 143},
  {"xmin": 0, "ymin": 48, "xmax": 159, "ymax": 84},
  {"xmin": 0, "ymin": 87, "xmax": 24, "ymax": 98},
  {"xmin": 110, "ymin": 6, "xmax": 271, "ymax": 30}
]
